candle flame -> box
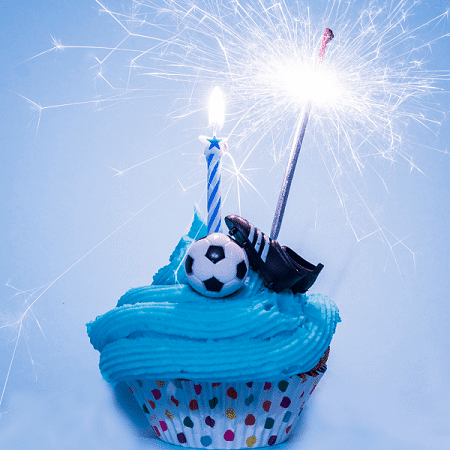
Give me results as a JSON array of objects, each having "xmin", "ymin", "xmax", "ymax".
[{"xmin": 208, "ymin": 86, "xmax": 225, "ymax": 131}]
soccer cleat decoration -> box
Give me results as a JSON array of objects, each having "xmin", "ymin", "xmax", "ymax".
[{"xmin": 224, "ymin": 215, "xmax": 323, "ymax": 293}]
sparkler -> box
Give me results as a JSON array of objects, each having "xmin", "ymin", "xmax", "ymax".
[{"xmin": 271, "ymin": 28, "xmax": 334, "ymax": 240}]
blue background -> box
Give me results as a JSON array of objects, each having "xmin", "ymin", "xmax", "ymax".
[{"xmin": 1, "ymin": 1, "xmax": 449, "ymax": 449}]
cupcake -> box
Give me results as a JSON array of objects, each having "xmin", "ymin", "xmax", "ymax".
[{"xmin": 87, "ymin": 211, "xmax": 340, "ymax": 448}]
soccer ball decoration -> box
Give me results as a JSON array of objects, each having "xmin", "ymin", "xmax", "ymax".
[{"xmin": 184, "ymin": 233, "xmax": 249, "ymax": 298}]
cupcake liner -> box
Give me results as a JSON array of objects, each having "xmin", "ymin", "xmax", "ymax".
[{"xmin": 127, "ymin": 366, "xmax": 326, "ymax": 449}]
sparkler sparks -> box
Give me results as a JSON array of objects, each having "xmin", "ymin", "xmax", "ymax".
[
  {"xmin": 19, "ymin": 0, "xmax": 450, "ymax": 240},
  {"xmin": 2, "ymin": 0, "xmax": 450, "ymax": 410}
]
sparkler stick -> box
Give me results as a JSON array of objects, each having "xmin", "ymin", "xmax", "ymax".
[{"xmin": 270, "ymin": 28, "xmax": 334, "ymax": 240}]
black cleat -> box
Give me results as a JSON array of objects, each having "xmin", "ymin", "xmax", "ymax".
[{"xmin": 224, "ymin": 215, "xmax": 323, "ymax": 293}]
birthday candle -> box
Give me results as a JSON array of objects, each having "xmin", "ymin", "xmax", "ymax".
[{"xmin": 200, "ymin": 87, "xmax": 227, "ymax": 234}]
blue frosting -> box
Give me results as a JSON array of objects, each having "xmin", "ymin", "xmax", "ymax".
[{"xmin": 87, "ymin": 210, "xmax": 340, "ymax": 383}]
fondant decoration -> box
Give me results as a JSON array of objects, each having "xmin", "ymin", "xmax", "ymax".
[
  {"xmin": 184, "ymin": 232, "xmax": 248, "ymax": 298},
  {"xmin": 225, "ymin": 215, "xmax": 323, "ymax": 293}
]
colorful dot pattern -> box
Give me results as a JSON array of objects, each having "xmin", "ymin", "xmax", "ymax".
[{"xmin": 127, "ymin": 366, "xmax": 326, "ymax": 449}]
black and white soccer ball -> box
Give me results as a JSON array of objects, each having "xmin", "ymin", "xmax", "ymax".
[{"xmin": 184, "ymin": 233, "xmax": 249, "ymax": 298}]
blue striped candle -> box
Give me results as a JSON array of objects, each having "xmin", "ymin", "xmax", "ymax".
[
  {"xmin": 201, "ymin": 135, "xmax": 225, "ymax": 234},
  {"xmin": 200, "ymin": 87, "xmax": 226, "ymax": 234}
]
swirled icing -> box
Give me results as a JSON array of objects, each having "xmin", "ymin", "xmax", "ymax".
[{"xmin": 87, "ymin": 211, "xmax": 340, "ymax": 382}]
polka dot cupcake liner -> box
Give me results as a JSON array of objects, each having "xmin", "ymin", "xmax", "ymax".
[{"xmin": 127, "ymin": 366, "xmax": 326, "ymax": 449}]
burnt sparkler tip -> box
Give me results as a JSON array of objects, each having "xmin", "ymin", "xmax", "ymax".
[{"xmin": 325, "ymin": 28, "xmax": 334, "ymax": 42}]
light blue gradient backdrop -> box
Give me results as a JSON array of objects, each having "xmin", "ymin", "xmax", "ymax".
[{"xmin": 1, "ymin": 1, "xmax": 449, "ymax": 449}]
